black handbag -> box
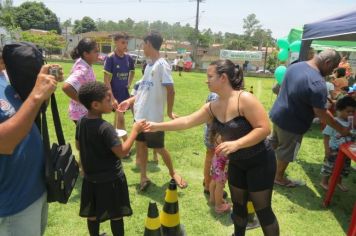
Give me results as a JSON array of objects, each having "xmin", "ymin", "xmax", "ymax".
[{"xmin": 42, "ymin": 94, "xmax": 79, "ymax": 204}]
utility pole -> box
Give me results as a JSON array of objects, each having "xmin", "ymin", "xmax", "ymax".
[{"xmin": 191, "ymin": 0, "xmax": 204, "ymax": 68}]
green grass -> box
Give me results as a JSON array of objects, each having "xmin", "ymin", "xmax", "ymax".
[{"xmin": 44, "ymin": 62, "xmax": 356, "ymax": 236}]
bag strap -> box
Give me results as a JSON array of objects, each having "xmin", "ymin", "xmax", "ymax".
[
  {"xmin": 41, "ymin": 105, "xmax": 53, "ymax": 178},
  {"xmin": 50, "ymin": 93, "xmax": 65, "ymax": 145}
]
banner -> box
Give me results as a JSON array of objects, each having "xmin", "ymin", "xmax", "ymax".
[{"xmin": 220, "ymin": 50, "xmax": 262, "ymax": 61}]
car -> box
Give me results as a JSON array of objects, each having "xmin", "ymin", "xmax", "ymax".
[
  {"xmin": 256, "ymin": 69, "xmax": 272, "ymax": 74},
  {"xmin": 128, "ymin": 53, "xmax": 145, "ymax": 64}
]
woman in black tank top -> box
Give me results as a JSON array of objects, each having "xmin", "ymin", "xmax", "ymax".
[{"xmin": 145, "ymin": 59, "xmax": 279, "ymax": 236}]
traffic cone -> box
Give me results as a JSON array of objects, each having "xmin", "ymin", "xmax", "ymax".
[
  {"xmin": 246, "ymin": 201, "xmax": 260, "ymax": 230},
  {"xmin": 160, "ymin": 179, "xmax": 186, "ymax": 236},
  {"xmin": 249, "ymin": 86, "xmax": 254, "ymax": 94},
  {"xmin": 144, "ymin": 201, "xmax": 162, "ymax": 236}
]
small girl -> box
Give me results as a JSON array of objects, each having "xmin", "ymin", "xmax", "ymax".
[
  {"xmin": 209, "ymin": 135, "xmax": 231, "ymax": 214},
  {"xmin": 62, "ymin": 38, "xmax": 98, "ymax": 124},
  {"xmin": 320, "ymin": 96, "xmax": 356, "ymax": 191}
]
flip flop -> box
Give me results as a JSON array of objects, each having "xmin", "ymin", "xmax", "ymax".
[
  {"xmin": 274, "ymin": 179, "xmax": 298, "ymax": 188},
  {"xmin": 139, "ymin": 179, "xmax": 151, "ymax": 191},
  {"xmin": 172, "ymin": 173, "xmax": 188, "ymax": 189},
  {"xmin": 215, "ymin": 202, "xmax": 231, "ymax": 214}
]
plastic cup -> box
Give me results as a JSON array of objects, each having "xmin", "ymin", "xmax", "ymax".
[{"xmin": 116, "ymin": 129, "xmax": 127, "ymax": 138}]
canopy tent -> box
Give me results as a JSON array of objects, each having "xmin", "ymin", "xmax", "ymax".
[{"xmin": 298, "ymin": 9, "xmax": 356, "ymax": 61}]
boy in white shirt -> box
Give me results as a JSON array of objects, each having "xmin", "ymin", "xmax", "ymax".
[{"xmin": 118, "ymin": 31, "xmax": 187, "ymax": 191}]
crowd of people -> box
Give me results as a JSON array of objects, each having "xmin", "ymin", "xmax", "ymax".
[{"xmin": 0, "ymin": 29, "xmax": 355, "ymax": 236}]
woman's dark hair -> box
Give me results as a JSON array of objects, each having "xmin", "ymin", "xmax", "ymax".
[
  {"xmin": 335, "ymin": 96, "xmax": 356, "ymax": 111},
  {"xmin": 143, "ymin": 31, "xmax": 163, "ymax": 51},
  {"xmin": 209, "ymin": 59, "xmax": 243, "ymax": 90},
  {"xmin": 334, "ymin": 67, "xmax": 346, "ymax": 78},
  {"xmin": 0, "ymin": 47, "xmax": 3, "ymax": 59},
  {"xmin": 71, "ymin": 38, "xmax": 97, "ymax": 60},
  {"xmin": 78, "ymin": 81, "xmax": 108, "ymax": 110}
]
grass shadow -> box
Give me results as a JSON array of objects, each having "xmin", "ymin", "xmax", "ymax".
[{"xmin": 287, "ymin": 159, "xmax": 356, "ymax": 233}]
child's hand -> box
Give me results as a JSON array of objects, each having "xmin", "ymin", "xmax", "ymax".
[
  {"xmin": 117, "ymin": 100, "xmax": 130, "ymax": 112},
  {"xmin": 132, "ymin": 119, "xmax": 146, "ymax": 133},
  {"xmin": 215, "ymin": 140, "xmax": 240, "ymax": 156},
  {"xmin": 143, "ymin": 121, "xmax": 159, "ymax": 132}
]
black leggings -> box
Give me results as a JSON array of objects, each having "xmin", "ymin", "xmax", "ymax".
[{"xmin": 228, "ymin": 149, "xmax": 279, "ymax": 236}]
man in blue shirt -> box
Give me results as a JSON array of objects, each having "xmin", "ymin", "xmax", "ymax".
[
  {"xmin": 0, "ymin": 65, "xmax": 61, "ymax": 236},
  {"xmin": 269, "ymin": 49, "xmax": 349, "ymax": 187}
]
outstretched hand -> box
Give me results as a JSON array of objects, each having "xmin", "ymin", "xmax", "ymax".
[
  {"xmin": 215, "ymin": 141, "xmax": 239, "ymax": 156},
  {"xmin": 117, "ymin": 100, "xmax": 130, "ymax": 112},
  {"xmin": 142, "ymin": 121, "xmax": 159, "ymax": 133}
]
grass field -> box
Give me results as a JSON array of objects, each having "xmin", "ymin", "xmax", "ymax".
[{"xmin": 44, "ymin": 61, "xmax": 356, "ymax": 236}]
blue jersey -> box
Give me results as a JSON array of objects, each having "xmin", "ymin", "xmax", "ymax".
[
  {"xmin": 0, "ymin": 79, "xmax": 45, "ymax": 217},
  {"xmin": 104, "ymin": 53, "xmax": 135, "ymax": 102}
]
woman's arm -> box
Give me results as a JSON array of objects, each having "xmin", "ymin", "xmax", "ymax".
[{"xmin": 147, "ymin": 103, "xmax": 211, "ymax": 132}]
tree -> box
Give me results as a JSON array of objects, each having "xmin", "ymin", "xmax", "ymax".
[
  {"xmin": 73, "ymin": 16, "xmax": 97, "ymax": 34},
  {"xmin": 14, "ymin": 1, "xmax": 61, "ymax": 33},
  {"xmin": 266, "ymin": 49, "xmax": 278, "ymax": 71},
  {"xmin": 243, "ymin": 13, "xmax": 261, "ymax": 38},
  {"xmin": 252, "ymin": 28, "xmax": 273, "ymax": 50},
  {"xmin": 0, "ymin": 0, "xmax": 17, "ymax": 29},
  {"xmin": 21, "ymin": 30, "xmax": 65, "ymax": 57}
]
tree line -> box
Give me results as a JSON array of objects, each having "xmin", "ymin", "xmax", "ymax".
[{"xmin": 0, "ymin": 1, "xmax": 278, "ymax": 70}]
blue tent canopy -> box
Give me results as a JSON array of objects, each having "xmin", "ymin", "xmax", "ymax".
[{"xmin": 299, "ymin": 9, "xmax": 356, "ymax": 61}]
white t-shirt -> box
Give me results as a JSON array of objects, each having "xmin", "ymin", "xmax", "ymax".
[
  {"xmin": 326, "ymin": 81, "xmax": 335, "ymax": 99},
  {"xmin": 134, "ymin": 58, "xmax": 174, "ymax": 122}
]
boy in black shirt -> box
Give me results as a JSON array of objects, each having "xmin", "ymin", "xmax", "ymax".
[{"xmin": 76, "ymin": 81, "xmax": 145, "ymax": 236}]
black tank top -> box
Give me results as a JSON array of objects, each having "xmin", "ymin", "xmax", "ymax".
[{"xmin": 209, "ymin": 92, "xmax": 267, "ymax": 160}]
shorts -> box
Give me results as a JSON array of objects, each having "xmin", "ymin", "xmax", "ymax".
[
  {"xmin": 321, "ymin": 150, "xmax": 351, "ymax": 177},
  {"xmin": 0, "ymin": 192, "xmax": 48, "ymax": 236},
  {"xmin": 178, "ymin": 66, "xmax": 183, "ymax": 72},
  {"xmin": 210, "ymin": 153, "xmax": 229, "ymax": 183},
  {"xmin": 136, "ymin": 131, "xmax": 164, "ymax": 148},
  {"xmin": 269, "ymin": 123, "xmax": 303, "ymax": 162},
  {"xmin": 228, "ymin": 149, "xmax": 276, "ymax": 192},
  {"xmin": 203, "ymin": 125, "xmax": 214, "ymax": 149}
]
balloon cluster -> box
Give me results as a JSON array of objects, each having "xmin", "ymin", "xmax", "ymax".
[{"xmin": 274, "ymin": 38, "xmax": 302, "ymax": 85}]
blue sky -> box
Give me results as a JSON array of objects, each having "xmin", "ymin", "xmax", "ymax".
[{"xmin": 12, "ymin": 0, "xmax": 356, "ymax": 38}]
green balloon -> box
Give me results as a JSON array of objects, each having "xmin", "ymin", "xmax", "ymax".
[
  {"xmin": 278, "ymin": 49, "xmax": 289, "ymax": 62},
  {"xmin": 274, "ymin": 65, "xmax": 287, "ymax": 85},
  {"xmin": 277, "ymin": 38, "xmax": 289, "ymax": 49},
  {"xmin": 290, "ymin": 40, "xmax": 301, "ymax": 52}
]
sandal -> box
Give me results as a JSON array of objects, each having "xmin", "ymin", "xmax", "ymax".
[
  {"xmin": 215, "ymin": 202, "xmax": 231, "ymax": 214},
  {"xmin": 274, "ymin": 179, "xmax": 304, "ymax": 188},
  {"xmin": 172, "ymin": 173, "xmax": 188, "ymax": 189},
  {"xmin": 139, "ymin": 179, "xmax": 151, "ymax": 192}
]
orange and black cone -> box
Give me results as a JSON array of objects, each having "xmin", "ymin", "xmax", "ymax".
[
  {"xmin": 160, "ymin": 179, "xmax": 186, "ymax": 236},
  {"xmin": 144, "ymin": 201, "xmax": 163, "ymax": 236}
]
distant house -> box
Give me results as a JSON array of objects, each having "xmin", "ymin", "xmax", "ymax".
[{"xmin": 65, "ymin": 31, "xmax": 143, "ymax": 57}]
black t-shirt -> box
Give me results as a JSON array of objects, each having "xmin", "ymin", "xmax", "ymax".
[{"xmin": 76, "ymin": 117, "xmax": 122, "ymax": 183}]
